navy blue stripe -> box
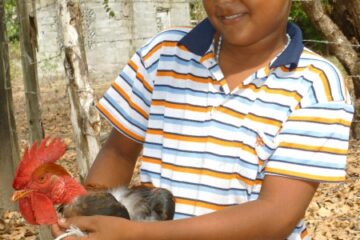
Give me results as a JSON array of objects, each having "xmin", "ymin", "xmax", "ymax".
[
  {"xmin": 108, "ymin": 84, "xmax": 149, "ymax": 120},
  {"xmin": 157, "ymin": 69, "xmax": 215, "ymax": 82},
  {"xmin": 310, "ymin": 64, "xmax": 334, "ymax": 100},
  {"xmin": 247, "ymin": 81, "xmax": 301, "ymax": 98},
  {"xmin": 160, "ymin": 54, "xmax": 204, "ymax": 68},
  {"xmin": 301, "ymin": 57, "xmax": 344, "ymax": 100},
  {"xmin": 141, "ymin": 167, "xmax": 250, "ymax": 194},
  {"xmin": 154, "ymin": 83, "xmax": 255, "ymax": 106},
  {"xmin": 306, "ymin": 105, "xmax": 354, "ymax": 114},
  {"xmin": 147, "ymin": 127, "xmax": 256, "ymax": 152},
  {"xmin": 97, "ymin": 107, "xmax": 144, "ymax": 144},
  {"xmin": 118, "ymin": 72, "xmax": 151, "ymax": 108},
  {"xmin": 280, "ymin": 131, "xmax": 349, "ymax": 142},
  {"xmin": 144, "ymin": 142, "xmax": 259, "ymax": 170},
  {"xmin": 269, "ymin": 73, "xmax": 318, "ymax": 103},
  {"xmin": 150, "ymin": 113, "xmax": 236, "ymax": 128},
  {"xmin": 287, "ymin": 118, "xmax": 350, "ymax": 128},
  {"xmin": 103, "ymin": 95, "xmax": 147, "ymax": 131},
  {"xmin": 145, "ymin": 59, "xmax": 159, "ymax": 72},
  {"xmin": 269, "ymin": 157, "xmax": 344, "ymax": 170},
  {"xmin": 253, "ymin": 98, "xmax": 292, "ymax": 113},
  {"xmin": 154, "ymin": 83, "xmax": 225, "ymax": 98},
  {"xmin": 151, "ymin": 98, "xmax": 211, "ymax": 110}
]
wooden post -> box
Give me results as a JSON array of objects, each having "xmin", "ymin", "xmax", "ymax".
[
  {"xmin": 0, "ymin": 0, "xmax": 19, "ymax": 212},
  {"xmin": 16, "ymin": 1, "xmax": 51, "ymax": 238},
  {"xmin": 16, "ymin": 0, "xmax": 44, "ymax": 143},
  {"xmin": 58, "ymin": 0, "xmax": 101, "ymax": 180}
]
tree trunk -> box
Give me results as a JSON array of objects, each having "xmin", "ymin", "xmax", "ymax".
[
  {"xmin": 0, "ymin": 0, "xmax": 18, "ymax": 212},
  {"xmin": 331, "ymin": 0, "xmax": 360, "ymax": 47},
  {"xmin": 58, "ymin": 0, "xmax": 101, "ymax": 180},
  {"xmin": 340, "ymin": 0, "xmax": 360, "ymax": 43},
  {"xmin": 302, "ymin": 0, "xmax": 360, "ymax": 77},
  {"xmin": 301, "ymin": 0, "xmax": 360, "ymax": 138},
  {"xmin": 16, "ymin": 0, "xmax": 44, "ymax": 143}
]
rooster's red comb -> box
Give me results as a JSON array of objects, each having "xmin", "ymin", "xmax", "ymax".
[{"xmin": 13, "ymin": 137, "xmax": 67, "ymax": 190}]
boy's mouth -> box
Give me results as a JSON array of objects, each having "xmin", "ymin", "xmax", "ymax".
[
  {"xmin": 223, "ymin": 13, "xmax": 244, "ymax": 20},
  {"xmin": 220, "ymin": 12, "xmax": 247, "ymax": 24}
]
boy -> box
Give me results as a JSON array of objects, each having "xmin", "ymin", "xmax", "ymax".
[{"xmin": 53, "ymin": 0, "xmax": 353, "ymax": 239}]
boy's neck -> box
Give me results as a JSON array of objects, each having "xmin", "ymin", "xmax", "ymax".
[
  {"xmin": 218, "ymin": 29, "xmax": 288, "ymax": 91},
  {"xmin": 220, "ymin": 30, "xmax": 288, "ymax": 68}
]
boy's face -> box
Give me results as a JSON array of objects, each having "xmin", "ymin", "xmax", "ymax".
[{"xmin": 203, "ymin": 0, "xmax": 291, "ymax": 47}]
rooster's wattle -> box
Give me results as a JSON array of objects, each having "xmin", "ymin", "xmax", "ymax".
[{"xmin": 12, "ymin": 138, "xmax": 175, "ymax": 225}]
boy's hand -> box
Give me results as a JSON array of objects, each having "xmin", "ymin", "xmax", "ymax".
[{"xmin": 51, "ymin": 216, "xmax": 137, "ymax": 240}]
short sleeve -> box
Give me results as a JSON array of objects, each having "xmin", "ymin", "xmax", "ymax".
[
  {"xmin": 96, "ymin": 52, "xmax": 154, "ymax": 143},
  {"xmin": 265, "ymin": 101, "xmax": 354, "ymax": 182}
]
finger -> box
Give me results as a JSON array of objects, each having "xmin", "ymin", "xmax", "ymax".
[
  {"xmin": 51, "ymin": 224, "xmax": 80, "ymax": 240},
  {"xmin": 58, "ymin": 216, "xmax": 97, "ymax": 232},
  {"xmin": 51, "ymin": 223, "xmax": 65, "ymax": 237}
]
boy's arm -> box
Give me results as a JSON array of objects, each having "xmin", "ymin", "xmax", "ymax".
[
  {"xmin": 57, "ymin": 175, "xmax": 318, "ymax": 239},
  {"xmin": 136, "ymin": 175, "xmax": 318, "ymax": 239},
  {"xmin": 84, "ymin": 128, "xmax": 143, "ymax": 188}
]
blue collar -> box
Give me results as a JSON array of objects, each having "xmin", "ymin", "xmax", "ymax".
[{"xmin": 178, "ymin": 19, "xmax": 304, "ymax": 69}]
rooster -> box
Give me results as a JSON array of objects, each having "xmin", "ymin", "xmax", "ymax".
[{"xmin": 11, "ymin": 137, "xmax": 175, "ymax": 225}]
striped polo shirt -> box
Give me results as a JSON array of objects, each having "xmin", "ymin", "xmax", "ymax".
[{"xmin": 97, "ymin": 19, "xmax": 354, "ymax": 239}]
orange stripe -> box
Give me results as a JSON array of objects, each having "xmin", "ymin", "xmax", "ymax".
[
  {"xmin": 144, "ymin": 41, "xmax": 188, "ymax": 61},
  {"xmin": 247, "ymin": 113, "xmax": 282, "ymax": 128},
  {"xmin": 151, "ymin": 100, "xmax": 246, "ymax": 121},
  {"xmin": 301, "ymin": 228, "xmax": 308, "ymax": 239},
  {"xmin": 244, "ymin": 84, "xmax": 302, "ymax": 102},
  {"xmin": 127, "ymin": 60, "xmax": 153, "ymax": 93},
  {"xmin": 146, "ymin": 129, "xmax": 256, "ymax": 155},
  {"xmin": 309, "ymin": 65, "xmax": 333, "ymax": 102},
  {"xmin": 97, "ymin": 103, "xmax": 144, "ymax": 142},
  {"xmin": 279, "ymin": 142, "xmax": 348, "ymax": 155},
  {"xmin": 152, "ymin": 100, "xmax": 210, "ymax": 113},
  {"xmin": 280, "ymin": 65, "xmax": 333, "ymax": 101},
  {"xmin": 264, "ymin": 65, "xmax": 270, "ymax": 76},
  {"xmin": 288, "ymin": 115, "xmax": 352, "ymax": 127},
  {"xmin": 142, "ymin": 157, "xmax": 261, "ymax": 186},
  {"xmin": 219, "ymin": 79, "xmax": 227, "ymax": 87},
  {"xmin": 111, "ymin": 82, "xmax": 148, "ymax": 119},
  {"xmin": 200, "ymin": 52, "xmax": 214, "ymax": 62},
  {"xmin": 265, "ymin": 167, "xmax": 345, "ymax": 182},
  {"xmin": 139, "ymin": 182, "xmax": 155, "ymax": 188},
  {"xmin": 216, "ymin": 107, "xmax": 245, "ymax": 119},
  {"xmin": 157, "ymin": 70, "xmax": 219, "ymax": 85},
  {"xmin": 280, "ymin": 65, "xmax": 307, "ymax": 73},
  {"xmin": 176, "ymin": 197, "xmax": 226, "ymax": 211}
]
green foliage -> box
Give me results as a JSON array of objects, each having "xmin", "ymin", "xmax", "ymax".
[
  {"xmin": 190, "ymin": 1, "xmax": 206, "ymax": 24},
  {"xmin": 289, "ymin": 2, "xmax": 326, "ymax": 53},
  {"xmin": 102, "ymin": 0, "xmax": 115, "ymax": 18},
  {"xmin": 4, "ymin": 0, "xmax": 19, "ymax": 42}
]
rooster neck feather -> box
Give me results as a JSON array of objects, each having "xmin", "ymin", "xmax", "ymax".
[{"xmin": 32, "ymin": 163, "xmax": 70, "ymax": 180}]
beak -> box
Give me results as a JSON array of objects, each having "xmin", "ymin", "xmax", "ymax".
[{"xmin": 11, "ymin": 189, "xmax": 33, "ymax": 201}]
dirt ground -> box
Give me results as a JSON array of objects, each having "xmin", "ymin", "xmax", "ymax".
[{"xmin": 1, "ymin": 75, "xmax": 359, "ymax": 239}]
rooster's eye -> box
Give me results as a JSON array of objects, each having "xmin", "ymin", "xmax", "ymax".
[{"xmin": 38, "ymin": 176, "xmax": 46, "ymax": 183}]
